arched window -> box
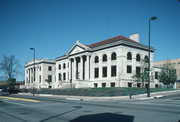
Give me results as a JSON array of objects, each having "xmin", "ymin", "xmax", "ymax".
[
  {"xmin": 59, "ymin": 64, "xmax": 61, "ymax": 70},
  {"xmin": 94, "ymin": 56, "xmax": 99, "ymax": 63},
  {"xmin": 144, "ymin": 56, "xmax": 149, "ymax": 63},
  {"xmin": 103, "ymin": 54, "xmax": 107, "ymax": 62},
  {"xmin": 111, "ymin": 52, "xmax": 117, "ymax": 60},
  {"xmin": 136, "ymin": 54, "xmax": 140, "ymax": 62},
  {"xmin": 127, "ymin": 52, "xmax": 132, "ymax": 60},
  {"xmin": 63, "ymin": 63, "xmax": 66, "ymax": 69}
]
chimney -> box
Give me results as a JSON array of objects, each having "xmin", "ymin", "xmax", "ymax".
[{"xmin": 129, "ymin": 33, "xmax": 140, "ymax": 43}]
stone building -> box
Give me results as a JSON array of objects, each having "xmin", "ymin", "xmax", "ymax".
[
  {"xmin": 25, "ymin": 34, "xmax": 161, "ymax": 89},
  {"xmin": 24, "ymin": 59, "xmax": 55, "ymax": 89}
]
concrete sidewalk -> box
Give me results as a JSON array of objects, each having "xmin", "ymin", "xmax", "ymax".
[{"xmin": 18, "ymin": 89, "xmax": 180, "ymax": 101}]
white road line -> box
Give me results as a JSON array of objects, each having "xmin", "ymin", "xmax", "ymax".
[{"xmin": 66, "ymin": 98, "xmax": 81, "ymax": 101}]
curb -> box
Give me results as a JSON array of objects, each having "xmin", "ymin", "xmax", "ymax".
[{"xmin": 17, "ymin": 89, "xmax": 180, "ymax": 101}]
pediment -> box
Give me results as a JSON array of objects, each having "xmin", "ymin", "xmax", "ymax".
[
  {"xmin": 69, "ymin": 45, "xmax": 86, "ymax": 55},
  {"xmin": 68, "ymin": 40, "xmax": 91, "ymax": 55}
]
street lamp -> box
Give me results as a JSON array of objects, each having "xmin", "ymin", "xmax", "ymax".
[
  {"xmin": 147, "ymin": 16, "xmax": 157, "ymax": 97},
  {"xmin": 30, "ymin": 48, "xmax": 35, "ymax": 96}
]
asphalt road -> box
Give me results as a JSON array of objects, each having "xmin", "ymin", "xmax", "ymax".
[{"xmin": 0, "ymin": 93, "xmax": 180, "ymax": 122}]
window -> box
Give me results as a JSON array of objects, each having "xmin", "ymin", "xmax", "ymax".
[
  {"xmin": 63, "ymin": 73, "xmax": 66, "ymax": 80},
  {"xmin": 63, "ymin": 63, "xmax": 66, "ymax": 69},
  {"xmin": 59, "ymin": 73, "xmax": 62, "ymax": 81},
  {"xmin": 94, "ymin": 83, "xmax": 98, "ymax": 88},
  {"xmin": 48, "ymin": 66, "xmax": 52, "ymax": 71},
  {"xmin": 94, "ymin": 68, "xmax": 99, "ymax": 78},
  {"xmin": 111, "ymin": 82, "xmax": 115, "ymax": 87},
  {"xmin": 136, "ymin": 54, "xmax": 140, "ymax": 62},
  {"xmin": 145, "ymin": 84, "xmax": 148, "ymax": 88},
  {"xmin": 128, "ymin": 83, "xmax": 132, "ymax": 87},
  {"xmin": 155, "ymin": 84, "xmax": 159, "ymax": 88},
  {"xmin": 59, "ymin": 64, "xmax": 61, "ymax": 70},
  {"xmin": 102, "ymin": 83, "xmax": 106, "ymax": 88},
  {"xmin": 102, "ymin": 67, "xmax": 107, "ymax": 77},
  {"xmin": 103, "ymin": 54, "xmax": 107, "ymax": 62},
  {"xmin": 94, "ymin": 56, "xmax": 99, "ymax": 63},
  {"xmin": 39, "ymin": 75, "xmax": 41, "ymax": 83},
  {"xmin": 127, "ymin": 65, "xmax": 132, "ymax": 73},
  {"xmin": 137, "ymin": 83, "xmax": 141, "ymax": 88},
  {"xmin": 39, "ymin": 67, "xmax": 41, "ymax": 71},
  {"xmin": 136, "ymin": 67, "xmax": 141, "ymax": 74},
  {"xmin": 127, "ymin": 52, "xmax": 132, "ymax": 60},
  {"xmin": 155, "ymin": 72, "xmax": 158, "ymax": 79},
  {"xmin": 111, "ymin": 52, "xmax": 117, "ymax": 60},
  {"xmin": 111, "ymin": 65, "xmax": 117, "ymax": 77},
  {"xmin": 48, "ymin": 75, "xmax": 52, "ymax": 82},
  {"xmin": 144, "ymin": 56, "xmax": 149, "ymax": 63}
]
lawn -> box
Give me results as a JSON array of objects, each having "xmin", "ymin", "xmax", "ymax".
[{"xmin": 34, "ymin": 87, "xmax": 175, "ymax": 97}]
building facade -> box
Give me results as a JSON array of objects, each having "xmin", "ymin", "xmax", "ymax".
[
  {"xmin": 24, "ymin": 34, "xmax": 162, "ymax": 89},
  {"xmin": 24, "ymin": 59, "xmax": 55, "ymax": 89},
  {"xmin": 154, "ymin": 59, "xmax": 180, "ymax": 88}
]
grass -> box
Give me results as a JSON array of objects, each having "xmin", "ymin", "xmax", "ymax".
[{"xmin": 34, "ymin": 87, "xmax": 175, "ymax": 97}]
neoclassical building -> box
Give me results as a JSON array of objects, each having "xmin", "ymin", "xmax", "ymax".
[
  {"xmin": 24, "ymin": 59, "xmax": 55, "ymax": 89},
  {"xmin": 24, "ymin": 34, "xmax": 161, "ymax": 89}
]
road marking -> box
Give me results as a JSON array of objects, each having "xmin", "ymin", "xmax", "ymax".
[
  {"xmin": 66, "ymin": 98, "xmax": 81, "ymax": 101},
  {"xmin": 0, "ymin": 96, "xmax": 40, "ymax": 102}
]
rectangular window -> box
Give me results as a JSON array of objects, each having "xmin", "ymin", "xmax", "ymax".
[
  {"xmin": 155, "ymin": 72, "xmax": 158, "ymax": 79},
  {"xmin": 111, "ymin": 65, "xmax": 117, "ymax": 77},
  {"xmin": 128, "ymin": 82, "xmax": 132, "ymax": 87},
  {"xmin": 94, "ymin": 68, "xmax": 99, "ymax": 78},
  {"xmin": 102, "ymin": 67, "xmax": 107, "ymax": 77},
  {"xmin": 127, "ymin": 65, "xmax": 132, "ymax": 73},
  {"xmin": 48, "ymin": 75, "xmax": 52, "ymax": 82},
  {"xmin": 111, "ymin": 82, "xmax": 115, "ymax": 87},
  {"xmin": 94, "ymin": 83, "xmax": 98, "ymax": 88},
  {"xmin": 39, "ymin": 75, "xmax": 41, "ymax": 83},
  {"xmin": 59, "ymin": 73, "xmax": 62, "ymax": 81},
  {"xmin": 63, "ymin": 73, "xmax": 66, "ymax": 81},
  {"xmin": 136, "ymin": 67, "xmax": 141, "ymax": 74},
  {"xmin": 137, "ymin": 83, "xmax": 141, "ymax": 88},
  {"xmin": 48, "ymin": 66, "xmax": 52, "ymax": 71},
  {"xmin": 102, "ymin": 83, "xmax": 106, "ymax": 88}
]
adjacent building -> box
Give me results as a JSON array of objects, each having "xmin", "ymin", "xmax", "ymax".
[
  {"xmin": 154, "ymin": 59, "xmax": 180, "ymax": 88},
  {"xmin": 24, "ymin": 59, "xmax": 55, "ymax": 89},
  {"xmin": 24, "ymin": 34, "xmax": 162, "ymax": 89}
]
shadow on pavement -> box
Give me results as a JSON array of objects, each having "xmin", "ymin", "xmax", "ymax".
[{"xmin": 69, "ymin": 113, "xmax": 134, "ymax": 122}]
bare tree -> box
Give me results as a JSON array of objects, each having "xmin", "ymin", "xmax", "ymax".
[
  {"xmin": 0, "ymin": 55, "xmax": 21, "ymax": 79},
  {"xmin": 115, "ymin": 67, "xmax": 124, "ymax": 87},
  {"xmin": 132, "ymin": 59, "xmax": 149, "ymax": 88}
]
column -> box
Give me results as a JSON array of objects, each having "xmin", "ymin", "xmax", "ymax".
[
  {"xmin": 80, "ymin": 56, "xmax": 83, "ymax": 80},
  {"xmin": 28, "ymin": 68, "xmax": 30, "ymax": 83},
  {"xmin": 69, "ymin": 59, "xmax": 72, "ymax": 81},
  {"xmin": 87, "ymin": 55, "xmax": 90, "ymax": 80},
  {"xmin": 74, "ymin": 58, "xmax": 77, "ymax": 80}
]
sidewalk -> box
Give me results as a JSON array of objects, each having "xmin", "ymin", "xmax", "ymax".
[{"xmin": 18, "ymin": 89, "xmax": 180, "ymax": 101}]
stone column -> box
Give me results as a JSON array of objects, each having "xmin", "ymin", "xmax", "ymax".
[
  {"xmin": 69, "ymin": 59, "xmax": 72, "ymax": 81},
  {"xmin": 74, "ymin": 58, "xmax": 77, "ymax": 80},
  {"xmin": 80, "ymin": 56, "xmax": 83, "ymax": 80},
  {"xmin": 86, "ymin": 55, "xmax": 90, "ymax": 80}
]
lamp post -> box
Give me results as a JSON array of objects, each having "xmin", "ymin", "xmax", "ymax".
[
  {"xmin": 30, "ymin": 48, "xmax": 35, "ymax": 96},
  {"xmin": 147, "ymin": 16, "xmax": 157, "ymax": 97}
]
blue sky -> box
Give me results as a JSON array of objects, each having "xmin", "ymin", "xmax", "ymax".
[{"xmin": 0, "ymin": 0, "xmax": 180, "ymax": 80}]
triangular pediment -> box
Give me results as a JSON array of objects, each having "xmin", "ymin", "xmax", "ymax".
[{"xmin": 68, "ymin": 41, "xmax": 91, "ymax": 55}]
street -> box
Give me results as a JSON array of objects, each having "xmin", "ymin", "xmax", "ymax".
[{"xmin": 0, "ymin": 94, "xmax": 180, "ymax": 122}]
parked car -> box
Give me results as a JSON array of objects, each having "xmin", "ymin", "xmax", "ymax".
[{"xmin": 0, "ymin": 89, "xmax": 9, "ymax": 96}]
